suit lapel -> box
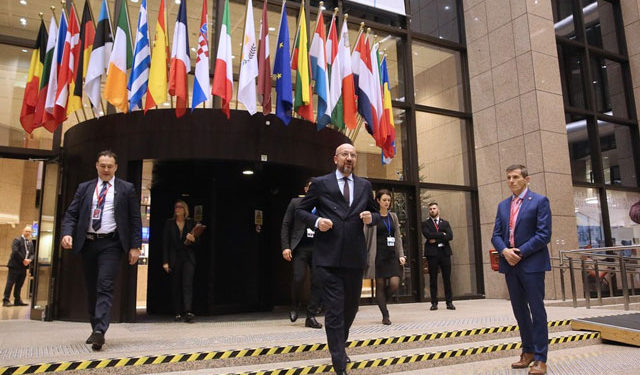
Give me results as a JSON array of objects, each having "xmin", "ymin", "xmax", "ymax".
[{"xmin": 329, "ymin": 173, "xmax": 350, "ymax": 212}]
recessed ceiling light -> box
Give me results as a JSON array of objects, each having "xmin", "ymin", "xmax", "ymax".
[
  {"xmin": 268, "ymin": 27, "xmax": 275, "ymax": 32},
  {"xmin": 130, "ymin": 0, "xmax": 139, "ymax": 3},
  {"xmin": 191, "ymin": 47, "xmax": 196, "ymax": 52},
  {"xmin": 242, "ymin": 170, "xmax": 254, "ymax": 175},
  {"xmin": 174, "ymin": 0, "xmax": 180, "ymax": 4},
  {"xmin": 19, "ymin": 0, "xmax": 27, "ymax": 5},
  {"xmin": 444, "ymin": 5, "xmax": 450, "ymax": 10},
  {"xmin": 19, "ymin": 17, "xmax": 27, "ymax": 26},
  {"xmin": 21, "ymin": 49, "xmax": 28, "ymax": 53}
]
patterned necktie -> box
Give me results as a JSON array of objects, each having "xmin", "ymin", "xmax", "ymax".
[
  {"xmin": 92, "ymin": 181, "xmax": 109, "ymax": 231},
  {"xmin": 342, "ymin": 177, "xmax": 350, "ymax": 205}
]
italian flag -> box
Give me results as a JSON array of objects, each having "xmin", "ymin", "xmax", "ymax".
[{"xmin": 212, "ymin": 0, "xmax": 233, "ymax": 119}]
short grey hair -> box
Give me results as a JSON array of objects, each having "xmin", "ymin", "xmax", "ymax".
[{"xmin": 505, "ymin": 164, "xmax": 528, "ymax": 178}]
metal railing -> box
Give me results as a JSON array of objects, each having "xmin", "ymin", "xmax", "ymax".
[{"xmin": 552, "ymin": 245, "xmax": 640, "ymax": 310}]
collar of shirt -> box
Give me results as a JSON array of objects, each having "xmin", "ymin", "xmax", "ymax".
[
  {"xmin": 513, "ymin": 187, "xmax": 528, "ymax": 200},
  {"xmin": 431, "ymin": 216, "xmax": 440, "ymax": 222},
  {"xmin": 97, "ymin": 176, "xmax": 116, "ymax": 187},
  {"xmin": 335, "ymin": 169, "xmax": 353, "ymax": 182}
]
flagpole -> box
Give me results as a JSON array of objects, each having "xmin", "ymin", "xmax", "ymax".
[
  {"xmin": 236, "ymin": 0, "xmax": 250, "ymax": 111},
  {"xmin": 85, "ymin": 0, "xmax": 97, "ymax": 119},
  {"xmin": 69, "ymin": 0, "xmax": 89, "ymax": 121}
]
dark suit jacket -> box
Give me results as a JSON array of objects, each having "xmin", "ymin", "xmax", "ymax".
[
  {"xmin": 61, "ymin": 177, "xmax": 142, "ymax": 254},
  {"xmin": 491, "ymin": 189, "xmax": 552, "ymax": 274},
  {"xmin": 162, "ymin": 218, "xmax": 197, "ymax": 267},
  {"xmin": 8, "ymin": 236, "xmax": 34, "ymax": 270},
  {"xmin": 421, "ymin": 218, "xmax": 453, "ymax": 257},
  {"xmin": 296, "ymin": 172, "xmax": 379, "ymax": 269},
  {"xmin": 280, "ymin": 197, "xmax": 309, "ymax": 252}
]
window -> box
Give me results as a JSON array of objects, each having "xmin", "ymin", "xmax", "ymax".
[
  {"xmin": 409, "ymin": 0, "xmax": 459, "ymax": 43},
  {"xmin": 412, "ymin": 42, "xmax": 464, "ymax": 111},
  {"xmin": 597, "ymin": 121, "xmax": 637, "ymax": 186},
  {"xmin": 574, "ymin": 187, "xmax": 605, "ymax": 248}
]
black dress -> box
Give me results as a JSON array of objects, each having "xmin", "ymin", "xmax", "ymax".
[{"xmin": 375, "ymin": 215, "xmax": 402, "ymax": 278}]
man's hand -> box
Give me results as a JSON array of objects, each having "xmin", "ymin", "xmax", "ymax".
[
  {"xmin": 61, "ymin": 235, "xmax": 73, "ymax": 249},
  {"xmin": 282, "ymin": 249, "xmax": 293, "ymax": 261},
  {"xmin": 360, "ymin": 211, "xmax": 372, "ymax": 224},
  {"xmin": 318, "ymin": 218, "xmax": 333, "ymax": 232},
  {"xmin": 162, "ymin": 263, "xmax": 171, "ymax": 273},
  {"xmin": 503, "ymin": 248, "xmax": 522, "ymax": 266},
  {"xmin": 128, "ymin": 248, "xmax": 141, "ymax": 265},
  {"xmin": 429, "ymin": 239, "xmax": 436, "ymax": 243},
  {"xmin": 22, "ymin": 259, "xmax": 31, "ymax": 267}
]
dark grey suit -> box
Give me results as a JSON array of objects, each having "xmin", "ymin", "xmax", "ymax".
[{"xmin": 3, "ymin": 236, "xmax": 34, "ymax": 304}]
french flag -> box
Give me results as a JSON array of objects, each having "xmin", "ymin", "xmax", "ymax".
[{"xmin": 169, "ymin": 0, "xmax": 190, "ymax": 118}]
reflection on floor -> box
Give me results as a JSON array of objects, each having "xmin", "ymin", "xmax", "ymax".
[{"xmin": 0, "ymin": 300, "xmax": 31, "ymax": 320}]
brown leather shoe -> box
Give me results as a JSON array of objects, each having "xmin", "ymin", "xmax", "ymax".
[
  {"xmin": 528, "ymin": 361, "xmax": 547, "ymax": 374},
  {"xmin": 511, "ymin": 352, "xmax": 535, "ymax": 369}
]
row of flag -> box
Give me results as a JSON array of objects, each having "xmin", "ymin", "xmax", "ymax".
[{"xmin": 19, "ymin": 0, "xmax": 396, "ymax": 162}]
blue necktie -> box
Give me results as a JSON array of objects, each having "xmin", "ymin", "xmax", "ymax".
[{"xmin": 92, "ymin": 181, "xmax": 109, "ymax": 231}]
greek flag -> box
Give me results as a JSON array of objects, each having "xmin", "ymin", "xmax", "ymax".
[{"xmin": 128, "ymin": 0, "xmax": 150, "ymax": 111}]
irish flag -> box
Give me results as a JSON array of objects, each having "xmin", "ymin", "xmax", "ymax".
[
  {"xmin": 212, "ymin": 0, "xmax": 233, "ymax": 119},
  {"xmin": 104, "ymin": 0, "xmax": 132, "ymax": 113}
]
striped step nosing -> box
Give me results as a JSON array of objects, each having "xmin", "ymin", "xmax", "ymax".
[{"xmin": 0, "ymin": 319, "xmax": 571, "ymax": 375}]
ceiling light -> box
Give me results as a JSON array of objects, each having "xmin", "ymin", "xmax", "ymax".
[
  {"xmin": 191, "ymin": 47, "xmax": 196, "ymax": 52},
  {"xmin": 268, "ymin": 27, "xmax": 275, "ymax": 32},
  {"xmin": 242, "ymin": 170, "xmax": 254, "ymax": 175},
  {"xmin": 21, "ymin": 49, "xmax": 28, "ymax": 53},
  {"xmin": 174, "ymin": 0, "xmax": 180, "ymax": 4},
  {"xmin": 19, "ymin": 0, "xmax": 27, "ymax": 5},
  {"xmin": 444, "ymin": 5, "xmax": 450, "ymax": 10},
  {"xmin": 130, "ymin": 0, "xmax": 139, "ymax": 3},
  {"xmin": 19, "ymin": 17, "xmax": 27, "ymax": 26}
]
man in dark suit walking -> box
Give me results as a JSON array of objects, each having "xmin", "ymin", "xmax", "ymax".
[
  {"xmin": 3, "ymin": 225, "xmax": 34, "ymax": 307},
  {"xmin": 281, "ymin": 179, "xmax": 322, "ymax": 329},
  {"xmin": 421, "ymin": 202, "xmax": 455, "ymax": 311},
  {"xmin": 61, "ymin": 150, "xmax": 142, "ymax": 351},
  {"xmin": 297, "ymin": 143, "xmax": 379, "ymax": 375},
  {"xmin": 492, "ymin": 164, "xmax": 551, "ymax": 375}
]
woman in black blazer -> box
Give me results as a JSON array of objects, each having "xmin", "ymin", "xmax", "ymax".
[{"xmin": 162, "ymin": 200, "xmax": 197, "ymax": 322}]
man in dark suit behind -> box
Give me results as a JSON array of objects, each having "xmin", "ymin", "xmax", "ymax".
[
  {"xmin": 281, "ymin": 179, "xmax": 322, "ymax": 329},
  {"xmin": 421, "ymin": 202, "xmax": 455, "ymax": 311},
  {"xmin": 492, "ymin": 164, "xmax": 552, "ymax": 375},
  {"xmin": 61, "ymin": 150, "xmax": 142, "ymax": 351},
  {"xmin": 3, "ymin": 225, "xmax": 34, "ymax": 307},
  {"xmin": 297, "ymin": 143, "xmax": 379, "ymax": 375}
]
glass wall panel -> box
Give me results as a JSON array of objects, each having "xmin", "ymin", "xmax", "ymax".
[
  {"xmin": 597, "ymin": 121, "xmax": 637, "ymax": 187},
  {"xmin": 583, "ymin": 0, "xmax": 620, "ymax": 53},
  {"xmin": 552, "ymin": 0, "xmax": 577, "ymax": 40},
  {"xmin": 419, "ymin": 189, "xmax": 477, "ymax": 298},
  {"xmin": 558, "ymin": 45, "xmax": 587, "ymax": 109},
  {"xmin": 412, "ymin": 41, "xmax": 463, "ymax": 111},
  {"xmin": 415, "ymin": 111, "xmax": 470, "ymax": 186},
  {"xmin": 592, "ymin": 57, "xmax": 628, "ymax": 118},
  {"xmin": 353, "ymin": 109, "xmax": 405, "ymax": 181},
  {"xmin": 574, "ymin": 187, "xmax": 605, "ymax": 248},
  {"xmin": 567, "ymin": 116, "xmax": 594, "ymax": 183},
  {"xmin": 409, "ymin": 0, "xmax": 459, "ymax": 43},
  {"xmin": 606, "ymin": 190, "xmax": 640, "ymax": 247}
]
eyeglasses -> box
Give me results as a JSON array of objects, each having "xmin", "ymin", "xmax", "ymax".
[{"xmin": 337, "ymin": 152, "xmax": 357, "ymax": 158}]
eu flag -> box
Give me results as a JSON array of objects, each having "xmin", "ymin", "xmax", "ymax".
[{"xmin": 273, "ymin": 3, "xmax": 292, "ymax": 125}]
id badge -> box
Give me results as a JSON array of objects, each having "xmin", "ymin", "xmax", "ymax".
[
  {"xmin": 92, "ymin": 208, "xmax": 101, "ymax": 219},
  {"xmin": 387, "ymin": 236, "xmax": 395, "ymax": 246},
  {"xmin": 306, "ymin": 228, "xmax": 315, "ymax": 238}
]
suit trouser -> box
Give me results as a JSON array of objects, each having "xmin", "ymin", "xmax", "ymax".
[
  {"xmin": 291, "ymin": 246, "xmax": 322, "ymax": 316},
  {"xmin": 171, "ymin": 255, "xmax": 195, "ymax": 314},
  {"xmin": 315, "ymin": 266, "xmax": 363, "ymax": 372},
  {"xmin": 427, "ymin": 254, "xmax": 452, "ymax": 304},
  {"xmin": 3, "ymin": 268, "xmax": 27, "ymax": 302},
  {"xmin": 505, "ymin": 269, "xmax": 548, "ymax": 362},
  {"xmin": 81, "ymin": 237, "xmax": 123, "ymax": 334}
]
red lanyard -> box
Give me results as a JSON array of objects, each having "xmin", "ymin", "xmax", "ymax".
[
  {"xmin": 95, "ymin": 181, "xmax": 111, "ymax": 206},
  {"xmin": 433, "ymin": 219, "xmax": 439, "ymax": 232},
  {"xmin": 509, "ymin": 198, "xmax": 522, "ymax": 230}
]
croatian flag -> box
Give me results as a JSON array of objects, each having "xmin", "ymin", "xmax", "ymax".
[{"xmin": 192, "ymin": 0, "xmax": 210, "ymax": 110}]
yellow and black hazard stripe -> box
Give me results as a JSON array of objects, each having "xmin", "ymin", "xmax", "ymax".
[
  {"xmin": 220, "ymin": 331, "xmax": 600, "ymax": 375},
  {"xmin": 0, "ymin": 319, "xmax": 572, "ymax": 374}
]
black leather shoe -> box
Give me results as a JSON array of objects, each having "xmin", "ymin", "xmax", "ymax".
[
  {"xmin": 446, "ymin": 302, "xmax": 456, "ymax": 310},
  {"xmin": 14, "ymin": 301, "xmax": 28, "ymax": 306},
  {"xmin": 305, "ymin": 316, "xmax": 322, "ymax": 329},
  {"xmin": 86, "ymin": 332, "xmax": 97, "ymax": 344},
  {"xmin": 90, "ymin": 331, "xmax": 105, "ymax": 351},
  {"xmin": 430, "ymin": 304, "xmax": 438, "ymax": 311},
  {"xmin": 185, "ymin": 312, "xmax": 195, "ymax": 323},
  {"xmin": 2, "ymin": 301, "xmax": 11, "ymax": 307},
  {"xmin": 289, "ymin": 310, "xmax": 298, "ymax": 322},
  {"xmin": 337, "ymin": 370, "xmax": 348, "ymax": 375},
  {"xmin": 382, "ymin": 316, "xmax": 391, "ymax": 325},
  {"xmin": 345, "ymin": 355, "xmax": 351, "ymax": 363},
  {"xmin": 174, "ymin": 314, "xmax": 183, "ymax": 321}
]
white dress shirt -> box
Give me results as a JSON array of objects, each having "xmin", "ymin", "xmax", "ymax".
[{"xmin": 89, "ymin": 176, "xmax": 117, "ymax": 234}]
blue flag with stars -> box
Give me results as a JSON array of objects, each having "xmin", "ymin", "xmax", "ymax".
[{"xmin": 273, "ymin": 2, "xmax": 292, "ymax": 125}]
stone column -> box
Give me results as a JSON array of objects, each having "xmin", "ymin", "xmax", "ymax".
[
  {"xmin": 621, "ymin": 2, "xmax": 640, "ymax": 120},
  {"xmin": 464, "ymin": 0, "xmax": 579, "ymax": 299}
]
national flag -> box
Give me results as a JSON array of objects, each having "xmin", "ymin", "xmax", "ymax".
[
  {"xmin": 380, "ymin": 54, "xmax": 396, "ymax": 163},
  {"xmin": 33, "ymin": 16, "xmax": 57, "ymax": 130},
  {"xmin": 212, "ymin": 0, "xmax": 233, "ymax": 119},
  {"xmin": 369, "ymin": 40, "xmax": 384, "ymax": 147},
  {"xmin": 84, "ymin": 0, "xmax": 113, "ymax": 113},
  {"xmin": 128, "ymin": 0, "xmax": 151, "ymax": 111},
  {"xmin": 169, "ymin": 0, "xmax": 190, "ymax": 117},
  {"xmin": 20, "ymin": 20, "xmax": 47, "ymax": 133},
  {"xmin": 273, "ymin": 1, "xmax": 292, "ymax": 125},
  {"xmin": 309, "ymin": 7, "xmax": 330, "ymax": 129},
  {"xmin": 351, "ymin": 27, "xmax": 364, "ymax": 99},
  {"xmin": 68, "ymin": 0, "xmax": 94, "ymax": 116},
  {"xmin": 192, "ymin": 0, "xmax": 210, "ymax": 110},
  {"xmin": 257, "ymin": 0, "xmax": 271, "ymax": 114},
  {"xmin": 238, "ymin": 0, "xmax": 258, "ymax": 115},
  {"xmin": 337, "ymin": 19, "xmax": 357, "ymax": 129},
  {"xmin": 145, "ymin": 0, "xmax": 169, "ymax": 113},
  {"xmin": 354, "ymin": 32, "xmax": 378, "ymax": 137},
  {"xmin": 53, "ymin": 4, "xmax": 81, "ymax": 124},
  {"xmin": 104, "ymin": 0, "xmax": 132, "ymax": 113},
  {"xmin": 43, "ymin": 8, "xmax": 67, "ymax": 132},
  {"xmin": 291, "ymin": 2, "xmax": 313, "ymax": 121}
]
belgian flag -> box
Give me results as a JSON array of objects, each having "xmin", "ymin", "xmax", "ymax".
[
  {"xmin": 68, "ymin": 0, "xmax": 95, "ymax": 115},
  {"xmin": 20, "ymin": 20, "xmax": 48, "ymax": 133}
]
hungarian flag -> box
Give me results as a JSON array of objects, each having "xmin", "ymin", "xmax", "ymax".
[
  {"xmin": 145, "ymin": 0, "xmax": 169, "ymax": 113},
  {"xmin": 33, "ymin": 16, "xmax": 57, "ymax": 130},
  {"xmin": 53, "ymin": 3, "xmax": 81, "ymax": 124},
  {"xmin": 68, "ymin": 0, "xmax": 95, "ymax": 116},
  {"xmin": 257, "ymin": 0, "xmax": 271, "ymax": 115},
  {"xmin": 84, "ymin": 0, "xmax": 113, "ymax": 113},
  {"xmin": 212, "ymin": 0, "xmax": 233, "ymax": 119},
  {"xmin": 104, "ymin": 0, "xmax": 132, "ymax": 113},
  {"xmin": 20, "ymin": 20, "xmax": 47, "ymax": 133},
  {"xmin": 169, "ymin": 0, "xmax": 190, "ymax": 117},
  {"xmin": 273, "ymin": 1, "xmax": 292, "ymax": 125},
  {"xmin": 291, "ymin": 3, "xmax": 313, "ymax": 121},
  {"xmin": 380, "ymin": 55, "xmax": 395, "ymax": 163},
  {"xmin": 309, "ymin": 7, "xmax": 330, "ymax": 129},
  {"xmin": 192, "ymin": 0, "xmax": 210, "ymax": 111},
  {"xmin": 43, "ymin": 8, "xmax": 67, "ymax": 132},
  {"xmin": 336, "ymin": 19, "xmax": 357, "ymax": 130},
  {"xmin": 238, "ymin": 0, "xmax": 258, "ymax": 115}
]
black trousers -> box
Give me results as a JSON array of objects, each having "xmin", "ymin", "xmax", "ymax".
[
  {"xmin": 427, "ymin": 254, "xmax": 452, "ymax": 304},
  {"xmin": 170, "ymin": 255, "xmax": 195, "ymax": 314},
  {"xmin": 81, "ymin": 237, "xmax": 123, "ymax": 334},
  {"xmin": 315, "ymin": 266, "xmax": 363, "ymax": 373},
  {"xmin": 3, "ymin": 268, "xmax": 27, "ymax": 303},
  {"xmin": 291, "ymin": 246, "xmax": 321, "ymax": 316}
]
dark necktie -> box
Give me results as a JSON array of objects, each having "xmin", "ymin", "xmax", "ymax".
[
  {"xmin": 92, "ymin": 181, "xmax": 109, "ymax": 231},
  {"xmin": 342, "ymin": 177, "xmax": 350, "ymax": 205}
]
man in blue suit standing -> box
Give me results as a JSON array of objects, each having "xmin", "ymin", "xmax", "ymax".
[
  {"xmin": 491, "ymin": 164, "xmax": 551, "ymax": 375},
  {"xmin": 297, "ymin": 143, "xmax": 379, "ymax": 375},
  {"xmin": 61, "ymin": 150, "xmax": 142, "ymax": 351}
]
